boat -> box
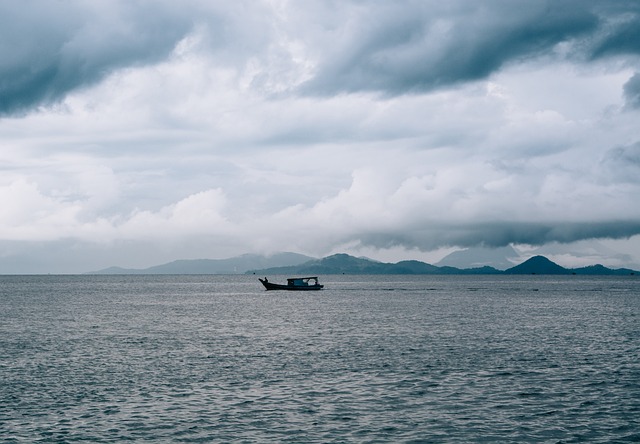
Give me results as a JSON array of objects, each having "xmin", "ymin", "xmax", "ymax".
[{"xmin": 259, "ymin": 276, "xmax": 324, "ymax": 291}]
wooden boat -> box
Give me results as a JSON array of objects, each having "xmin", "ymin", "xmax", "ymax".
[{"xmin": 259, "ymin": 276, "xmax": 323, "ymax": 291}]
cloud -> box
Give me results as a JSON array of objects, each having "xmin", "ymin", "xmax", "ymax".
[
  {"xmin": 623, "ymin": 72, "xmax": 640, "ymax": 109},
  {"xmin": 0, "ymin": 0, "xmax": 281, "ymax": 117},
  {"xmin": 602, "ymin": 141, "xmax": 640, "ymax": 183},
  {"xmin": 0, "ymin": 1, "xmax": 195, "ymax": 116},
  {"xmin": 529, "ymin": 239, "xmax": 638, "ymax": 269},
  {"xmin": 2, "ymin": 1, "xmax": 640, "ymax": 272},
  {"xmin": 237, "ymin": 161, "xmax": 640, "ymax": 257},
  {"xmin": 362, "ymin": 221, "xmax": 640, "ymax": 251},
  {"xmin": 4, "ymin": 0, "xmax": 638, "ymax": 116},
  {"xmin": 118, "ymin": 189, "xmax": 233, "ymax": 240},
  {"xmin": 590, "ymin": 2, "xmax": 640, "ymax": 58},
  {"xmin": 298, "ymin": 0, "xmax": 603, "ymax": 96},
  {"xmin": 0, "ymin": 170, "xmax": 231, "ymax": 243},
  {"xmin": 0, "ymin": 179, "xmax": 81, "ymax": 240}
]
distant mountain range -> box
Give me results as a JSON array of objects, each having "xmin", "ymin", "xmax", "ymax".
[
  {"xmin": 249, "ymin": 253, "xmax": 637, "ymax": 275},
  {"xmin": 88, "ymin": 252, "xmax": 314, "ymax": 274},
  {"xmin": 89, "ymin": 252, "xmax": 638, "ymax": 276},
  {"xmin": 434, "ymin": 242, "xmax": 638, "ymax": 271}
]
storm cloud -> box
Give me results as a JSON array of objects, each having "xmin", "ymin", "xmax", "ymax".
[
  {"xmin": 3, "ymin": 1, "xmax": 639, "ymax": 113},
  {"xmin": 300, "ymin": 1, "xmax": 601, "ymax": 95},
  {"xmin": 1, "ymin": 0, "xmax": 640, "ymax": 272},
  {"xmin": 0, "ymin": 1, "xmax": 198, "ymax": 115},
  {"xmin": 294, "ymin": 0, "xmax": 640, "ymax": 97},
  {"xmin": 359, "ymin": 221, "xmax": 640, "ymax": 252}
]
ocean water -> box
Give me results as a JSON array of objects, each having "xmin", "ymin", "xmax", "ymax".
[{"xmin": 1, "ymin": 274, "xmax": 639, "ymax": 443}]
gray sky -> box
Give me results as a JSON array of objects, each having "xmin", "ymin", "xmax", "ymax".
[{"xmin": 1, "ymin": 0, "xmax": 640, "ymax": 273}]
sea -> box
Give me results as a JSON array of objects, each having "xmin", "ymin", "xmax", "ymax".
[{"xmin": 1, "ymin": 274, "xmax": 639, "ymax": 443}]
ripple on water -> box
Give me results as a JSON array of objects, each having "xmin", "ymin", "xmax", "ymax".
[{"xmin": 1, "ymin": 275, "xmax": 639, "ymax": 442}]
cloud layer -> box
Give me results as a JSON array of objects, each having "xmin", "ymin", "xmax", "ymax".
[{"xmin": 1, "ymin": 0, "xmax": 640, "ymax": 272}]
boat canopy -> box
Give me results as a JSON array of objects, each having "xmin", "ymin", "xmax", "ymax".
[{"xmin": 287, "ymin": 277, "xmax": 319, "ymax": 286}]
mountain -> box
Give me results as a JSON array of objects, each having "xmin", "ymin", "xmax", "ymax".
[
  {"xmin": 249, "ymin": 253, "xmax": 638, "ymax": 276},
  {"xmin": 89, "ymin": 252, "xmax": 638, "ymax": 275},
  {"xmin": 436, "ymin": 245, "xmax": 520, "ymax": 270},
  {"xmin": 504, "ymin": 255, "xmax": 569, "ymax": 274},
  {"xmin": 250, "ymin": 253, "xmax": 500, "ymax": 275},
  {"xmin": 503, "ymin": 255, "xmax": 638, "ymax": 275},
  {"xmin": 88, "ymin": 252, "xmax": 315, "ymax": 274},
  {"xmin": 572, "ymin": 264, "xmax": 639, "ymax": 276},
  {"xmin": 250, "ymin": 254, "xmax": 396, "ymax": 275}
]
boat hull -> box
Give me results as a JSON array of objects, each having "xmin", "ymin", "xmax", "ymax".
[{"xmin": 259, "ymin": 278, "xmax": 323, "ymax": 291}]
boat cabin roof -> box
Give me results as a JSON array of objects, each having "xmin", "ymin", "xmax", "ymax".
[{"xmin": 287, "ymin": 276, "xmax": 319, "ymax": 284}]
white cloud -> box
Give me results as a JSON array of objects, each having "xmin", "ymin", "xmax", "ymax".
[
  {"xmin": 0, "ymin": 179, "xmax": 81, "ymax": 240},
  {"xmin": 118, "ymin": 189, "xmax": 232, "ymax": 240},
  {"xmin": 2, "ymin": 0, "xmax": 640, "ymax": 272}
]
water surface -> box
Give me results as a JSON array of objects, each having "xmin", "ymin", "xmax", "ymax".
[{"xmin": 1, "ymin": 275, "xmax": 639, "ymax": 442}]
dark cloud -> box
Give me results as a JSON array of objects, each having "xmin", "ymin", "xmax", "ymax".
[
  {"xmin": 360, "ymin": 220, "xmax": 640, "ymax": 251},
  {"xmin": 300, "ymin": 0, "xmax": 601, "ymax": 95},
  {"xmin": 299, "ymin": 0, "xmax": 640, "ymax": 96},
  {"xmin": 3, "ymin": 1, "xmax": 639, "ymax": 115},
  {"xmin": 623, "ymin": 72, "xmax": 640, "ymax": 109},
  {"xmin": 602, "ymin": 141, "xmax": 640, "ymax": 183},
  {"xmin": 590, "ymin": 3, "xmax": 640, "ymax": 58},
  {"xmin": 0, "ymin": 2, "xmax": 193, "ymax": 116}
]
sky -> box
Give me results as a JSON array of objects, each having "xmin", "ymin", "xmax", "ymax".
[{"xmin": 1, "ymin": 0, "xmax": 640, "ymax": 273}]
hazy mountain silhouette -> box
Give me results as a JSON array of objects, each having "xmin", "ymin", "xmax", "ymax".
[
  {"xmin": 436, "ymin": 245, "xmax": 520, "ymax": 270},
  {"xmin": 250, "ymin": 254, "xmax": 462, "ymax": 275},
  {"xmin": 250, "ymin": 253, "xmax": 500, "ymax": 275},
  {"xmin": 88, "ymin": 252, "xmax": 314, "ymax": 274},
  {"xmin": 250, "ymin": 253, "xmax": 638, "ymax": 276},
  {"xmin": 90, "ymin": 252, "xmax": 638, "ymax": 275}
]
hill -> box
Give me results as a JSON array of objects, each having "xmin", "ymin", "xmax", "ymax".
[
  {"xmin": 504, "ymin": 255, "xmax": 569, "ymax": 274},
  {"xmin": 504, "ymin": 256, "xmax": 638, "ymax": 275},
  {"xmin": 88, "ymin": 252, "xmax": 638, "ymax": 276},
  {"xmin": 250, "ymin": 253, "xmax": 501, "ymax": 275},
  {"xmin": 87, "ymin": 252, "xmax": 314, "ymax": 274},
  {"xmin": 249, "ymin": 253, "xmax": 638, "ymax": 276},
  {"xmin": 572, "ymin": 264, "xmax": 639, "ymax": 276}
]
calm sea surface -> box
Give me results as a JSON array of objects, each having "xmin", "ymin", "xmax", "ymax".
[{"xmin": 1, "ymin": 274, "xmax": 639, "ymax": 443}]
